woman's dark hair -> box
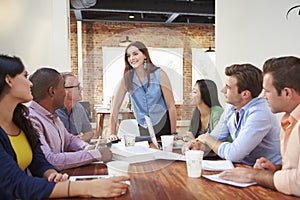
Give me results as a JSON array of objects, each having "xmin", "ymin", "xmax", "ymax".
[
  {"xmin": 0, "ymin": 55, "xmax": 40, "ymax": 149},
  {"xmin": 196, "ymin": 79, "xmax": 221, "ymax": 107},
  {"xmin": 123, "ymin": 41, "xmax": 159, "ymax": 91}
]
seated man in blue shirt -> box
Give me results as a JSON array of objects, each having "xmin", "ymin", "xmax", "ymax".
[
  {"xmin": 189, "ymin": 64, "xmax": 282, "ymax": 166},
  {"xmin": 56, "ymin": 72, "xmax": 94, "ymax": 142}
]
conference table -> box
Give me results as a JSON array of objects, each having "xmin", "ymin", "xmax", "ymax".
[{"xmin": 60, "ymin": 159, "xmax": 300, "ymax": 200}]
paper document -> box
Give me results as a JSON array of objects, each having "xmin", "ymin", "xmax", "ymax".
[
  {"xmin": 203, "ymin": 174, "xmax": 256, "ymax": 187},
  {"xmin": 202, "ymin": 160, "xmax": 234, "ymax": 171},
  {"xmin": 152, "ymin": 149, "xmax": 186, "ymax": 161}
]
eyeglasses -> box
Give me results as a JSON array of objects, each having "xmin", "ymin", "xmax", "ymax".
[{"xmin": 64, "ymin": 83, "xmax": 81, "ymax": 89}]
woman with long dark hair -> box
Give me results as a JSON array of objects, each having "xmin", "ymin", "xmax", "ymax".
[
  {"xmin": 189, "ymin": 79, "xmax": 223, "ymax": 137},
  {"xmin": 182, "ymin": 79, "xmax": 224, "ymax": 154}
]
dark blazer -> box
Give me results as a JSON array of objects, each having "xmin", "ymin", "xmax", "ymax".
[{"xmin": 0, "ymin": 127, "xmax": 55, "ymax": 200}]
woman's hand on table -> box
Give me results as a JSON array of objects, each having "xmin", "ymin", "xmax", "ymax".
[
  {"xmin": 109, "ymin": 134, "xmax": 119, "ymax": 141},
  {"xmin": 88, "ymin": 176, "xmax": 130, "ymax": 198},
  {"xmin": 48, "ymin": 172, "xmax": 69, "ymax": 183}
]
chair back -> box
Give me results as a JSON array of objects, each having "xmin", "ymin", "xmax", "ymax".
[
  {"xmin": 79, "ymin": 101, "xmax": 92, "ymax": 122},
  {"xmin": 117, "ymin": 119, "xmax": 140, "ymax": 138}
]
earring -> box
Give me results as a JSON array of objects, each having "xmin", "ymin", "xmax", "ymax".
[{"xmin": 144, "ymin": 59, "xmax": 147, "ymax": 69}]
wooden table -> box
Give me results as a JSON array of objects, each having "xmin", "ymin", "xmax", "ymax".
[
  {"xmin": 95, "ymin": 109, "xmax": 134, "ymax": 138},
  {"xmin": 61, "ymin": 160, "xmax": 300, "ymax": 200}
]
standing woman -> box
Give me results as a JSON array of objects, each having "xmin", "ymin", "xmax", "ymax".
[
  {"xmin": 0, "ymin": 55, "xmax": 129, "ymax": 199},
  {"xmin": 109, "ymin": 41, "xmax": 177, "ymax": 139}
]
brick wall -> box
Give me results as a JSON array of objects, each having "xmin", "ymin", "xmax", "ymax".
[{"xmin": 70, "ymin": 13, "xmax": 215, "ymax": 122}]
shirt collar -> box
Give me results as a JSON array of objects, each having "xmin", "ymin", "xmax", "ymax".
[
  {"xmin": 30, "ymin": 101, "xmax": 59, "ymax": 120},
  {"xmin": 230, "ymin": 97, "xmax": 262, "ymax": 112},
  {"xmin": 290, "ymin": 103, "xmax": 300, "ymax": 122},
  {"xmin": 132, "ymin": 70, "xmax": 148, "ymax": 86}
]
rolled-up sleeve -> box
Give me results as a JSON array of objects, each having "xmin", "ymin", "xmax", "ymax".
[
  {"xmin": 274, "ymin": 168, "xmax": 300, "ymax": 197},
  {"xmin": 273, "ymin": 118, "xmax": 300, "ymax": 197}
]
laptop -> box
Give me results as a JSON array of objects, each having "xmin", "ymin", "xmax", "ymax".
[{"xmin": 144, "ymin": 115, "xmax": 160, "ymax": 149}]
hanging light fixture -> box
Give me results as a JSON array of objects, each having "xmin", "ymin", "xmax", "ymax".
[
  {"xmin": 205, "ymin": 46, "xmax": 215, "ymax": 52},
  {"xmin": 119, "ymin": 36, "xmax": 132, "ymax": 47},
  {"xmin": 206, "ymin": 27, "xmax": 215, "ymax": 52},
  {"xmin": 205, "ymin": 29, "xmax": 215, "ymax": 64}
]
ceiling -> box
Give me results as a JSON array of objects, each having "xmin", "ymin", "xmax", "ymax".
[{"xmin": 70, "ymin": 0, "xmax": 215, "ymax": 24}]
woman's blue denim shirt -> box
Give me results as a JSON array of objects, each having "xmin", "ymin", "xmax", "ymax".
[{"xmin": 129, "ymin": 68, "xmax": 167, "ymax": 127}]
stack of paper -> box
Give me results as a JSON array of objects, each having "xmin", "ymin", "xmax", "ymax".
[
  {"xmin": 111, "ymin": 143, "xmax": 186, "ymax": 163},
  {"xmin": 111, "ymin": 144, "xmax": 155, "ymax": 163}
]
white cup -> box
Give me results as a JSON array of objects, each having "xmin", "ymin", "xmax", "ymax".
[
  {"xmin": 106, "ymin": 161, "xmax": 130, "ymax": 177},
  {"xmin": 124, "ymin": 134, "xmax": 136, "ymax": 147},
  {"xmin": 185, "ymin": 150, "xmax": 204, "ymax": 178},
  {"xmin": 161, "ymin": 135, "xmax": 174, "ymax": 152}
]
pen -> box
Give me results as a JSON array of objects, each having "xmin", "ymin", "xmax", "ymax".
[{"xmin": 94, "ymin": 136, "xmax": 101, "ymax": 149}]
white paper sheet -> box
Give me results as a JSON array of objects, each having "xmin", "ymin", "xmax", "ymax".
[
  {"xmin": 203, "ymin": 174, "xmax": 256, "ymax": 187},
  {"xmin": 202, "ymin": 160, "xmax": 234, "ymax": 171}
]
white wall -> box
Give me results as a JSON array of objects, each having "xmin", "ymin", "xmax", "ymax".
[
  {"xmin": 216, "ymin": 0, "xmax": 300, "ymax": 83},
  {"xmin": 0, "ymin": 0, "xmax": 70, "ymax": 74}
]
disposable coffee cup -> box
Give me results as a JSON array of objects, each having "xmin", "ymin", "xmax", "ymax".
[
  {"xmin": 185, "ymin": 150, "xmax": 204, "ymax": 178},
  {"xmin": 106, "ymin": 161, "xmax": 129, "ymax": 177},
  {"xmin": 124, "ymin": 135, "xmax": 136, "ymax": 147},
  {"xmin": 161, "ymin": 135, "xmax": 174, "ymax": 152}
]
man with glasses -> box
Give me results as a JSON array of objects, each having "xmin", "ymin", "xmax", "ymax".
[{"xmin": 56, "ymin": 72, "xmax": 94, "ymax": 142}]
